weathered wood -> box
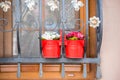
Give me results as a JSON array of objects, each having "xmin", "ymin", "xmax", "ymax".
[
  {"xmin": 0, "ymin": 65, "xmax": 17, "ymax": 72},
  {"xmin": 89, "ymin": 0, "xmax": 97, "ymax": 58},
  {"xmin": 3, "ymin": 0, "xmax": 13, "ymax": 57},
  {"xmin": 0, "ymin": 64, "xmax": 82, "ymax": 72},
  {"xmin": 80, "ymin": 0, "xmax": 90, "ymax": 72},
  {"xmin": 0, "ymin": 71, "xmax": 96, "ymax": 80},
  {"xmin": 0, "ymin": 0, "xmax": 4, "ymax": 57},
  {"xmin": 89, "ymin": 0, "xmax": 97, "ymax": 74}
]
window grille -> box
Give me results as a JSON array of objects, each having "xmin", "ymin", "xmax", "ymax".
[{"xmin": 0, "ymin": 0, "xmax": 103, "ymax": 79}]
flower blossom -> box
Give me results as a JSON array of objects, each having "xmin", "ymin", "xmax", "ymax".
[
  {"xmin": 0, "ymin": 1, "xmax": 11, "ymax": 12},
  {"xmin": 47, "ymin": 0, "xmax": 59, "ymax": 11},
  {"xmin": 42, "ymin": 31, "xmax": 60, "ymax": 40},
  {"xmin": 90, "ymin": 16, "xmax": 101, "ymax": 28},
  {"xmin": 71, "ymin": 0, "xmax": 84, "ymax": 11},
  {"xmin": 25, "ymin": 0, "xmax": 36, "ymax": 11},
  {"xmin": 66, "ymin": 31, "xmax": 84, "ymax": 40}
]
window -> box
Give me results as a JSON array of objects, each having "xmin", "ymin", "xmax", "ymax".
[{"xmin": 0, "ymin": 0, "xmax": 103, "ymax": 79}]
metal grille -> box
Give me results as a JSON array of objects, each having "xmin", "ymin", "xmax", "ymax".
[{"xmin": 0, "ymin": 0, "xmax": 103, "ymax": 79}]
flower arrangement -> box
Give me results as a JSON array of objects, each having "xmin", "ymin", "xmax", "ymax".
[
  {"xmin": 66, "ymin": 31, "xmax": 84, "ymax": 40},
  {"xmin": 65, "ymin": 31, "xmax": 84, "ymax": 58},
  {"xmin": 42, "ymin": 31, "xmax": 60, "ymax": 40},
  {"xmin": 41, "ymin": 31, "xmax": 61, "ymax": 58}
]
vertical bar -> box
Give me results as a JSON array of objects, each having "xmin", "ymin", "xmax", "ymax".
[
  {"xmin": 96, "ymin": 0, "xmax": 103, "ymax": 79},
  {"xmin": 15, "ymin": 0, "xmax": 21, "ymax": 57},
  {"xmin": 61, "ymin": 63, "xmax": 65, "ymax": 78},
  {"xmin": 83, "ymin": 0, "xmax": 89, "ymax": 78},
  {"xmin": 97, "ymin": 0, "xmax": 103, "ymax": 57},
  {"xmin": 17, "ymin": 63, "xmax": 21, "ymax": 78},
  {"xmin": 15, "ymin": 0, "xmax": 21, "ymax": 78},
  {"xmin": 96, "ymin": 64, "xmax": 102, "ymax": 79},
  {"xmin": 39, "ymin": 0, "xmax": 43, "ymax": 77},
  {"xmin": 85, "ymin": 0, "xmax": 89, "ymax": 58},
  {"xmin": 39, "ymin": 0, "xmax": 42, "ymax": 58},
  {"xmin": 39, "ymin": 63, "xmax": 43, "ymax": 77},
  {"xmin": 61, "ymin": 0, "xmax": 65, "ymax": 78},
  {"xmin": 83, "ymin": 64, "xmax": 87, "ymax": 78},
  {"xmin": 61, "ymin": 0, "xmax": 66, "ymax": 58}
]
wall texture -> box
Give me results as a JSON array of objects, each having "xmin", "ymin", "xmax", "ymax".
[{"xmin": 101, "ymin": 0, "xmax": 120, "ymax": 80}]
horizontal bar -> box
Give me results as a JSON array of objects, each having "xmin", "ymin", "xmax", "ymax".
[{"xmin": 0, "ymin": 57, "xmax": 100, "ymax": 64}]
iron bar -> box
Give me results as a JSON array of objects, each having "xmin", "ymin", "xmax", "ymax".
[
  {"xmin": 83, "ymin": 0, "xmax": 89, "ymax": 78},
  {"xmin": 96, "ymin": 64, "xmax": 102, "ymax": 79},
  {"xmin": 17, "ymin": 63, "xmax": 21, "ymax": 78},
  {"xmin": 16, "ymin": 0, "xmax": 21, "ymax": 57},
  {"xmin": 39, "ymin": 0, "xmax": 43, "ymax": 57},
  {"xmin": 39, "ymin": 63, "xmax": 43, "ymax": 77},
  {"xmin": 61, "ymin": 63, "xmax": 65, "ymax": 78},
  {"xmin": 0, "ymin": 57, "xmax": 100, "ymax": 64},
  {"xmin": 96, "ymin": 0, "xmax": 103, "ymax": 79}
]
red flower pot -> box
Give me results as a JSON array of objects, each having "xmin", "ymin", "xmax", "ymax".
[
  {"xmin": 65, "ymin": 40, "xmax": 84, "ymax": 58},
  {"xmin": 42, "ymin": 40, "xmax": 61, "ymax": 58}
]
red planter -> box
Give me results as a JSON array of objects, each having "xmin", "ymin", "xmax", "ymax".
[
  {"xmin": 65, "ymin": 40, "xmax": 84, "ymax": 58},
  {"xmin": 42, "ymin": 40, "xmax": 61, "ymax": 58}
]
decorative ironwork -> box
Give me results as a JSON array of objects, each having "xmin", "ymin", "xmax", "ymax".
[
  {"xmin": 0, "ymin": 0, "xmax": 103, "ymax": 79},
  {"xmin": 0, "ymin": 17, "xmax": 8, "ymax": 27}
]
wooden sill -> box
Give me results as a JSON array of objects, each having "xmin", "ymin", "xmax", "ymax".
[{"xmin": 0, "ymin": 64, "xmax": 82, "ymax": 72}]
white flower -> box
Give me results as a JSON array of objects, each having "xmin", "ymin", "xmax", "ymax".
[
  {"xmin": 72, "ymin": 3, "xmax": 80, "ymax": 11},
  {"xmin": 0, "ymin": 1, "xmax": 11, "ymax": 12},
  {"xmin": 42, "ymin": 31, "xmax": 60, "ymax": 40},
  {"xmin": 50, "ymin": 5, "xmax": 56, "ymax": 11},
  {"xmin": 89, "ymin": 16, "xmax": 101, "ymax": 28},
  {"xmin": 71, "ymin": 0, "xmax": 77, "ymax": 3},
  {"xmin": 71, "ymin": 0, "xmax": 84, "ymax": 11},
  {"xmin": 47, "ymin": 0, "xmax": 55, "ymax": 6},
  {"xmin": 47, "ymin": 0, "xmax": 59, "ymax": 11},
  {"xmin": 25, "ymin": 0, "xmax": 36, "ymax": 11},
  {"xmin": 77, "ymin": 1, "xmax": 84, "ymax": 7}
]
